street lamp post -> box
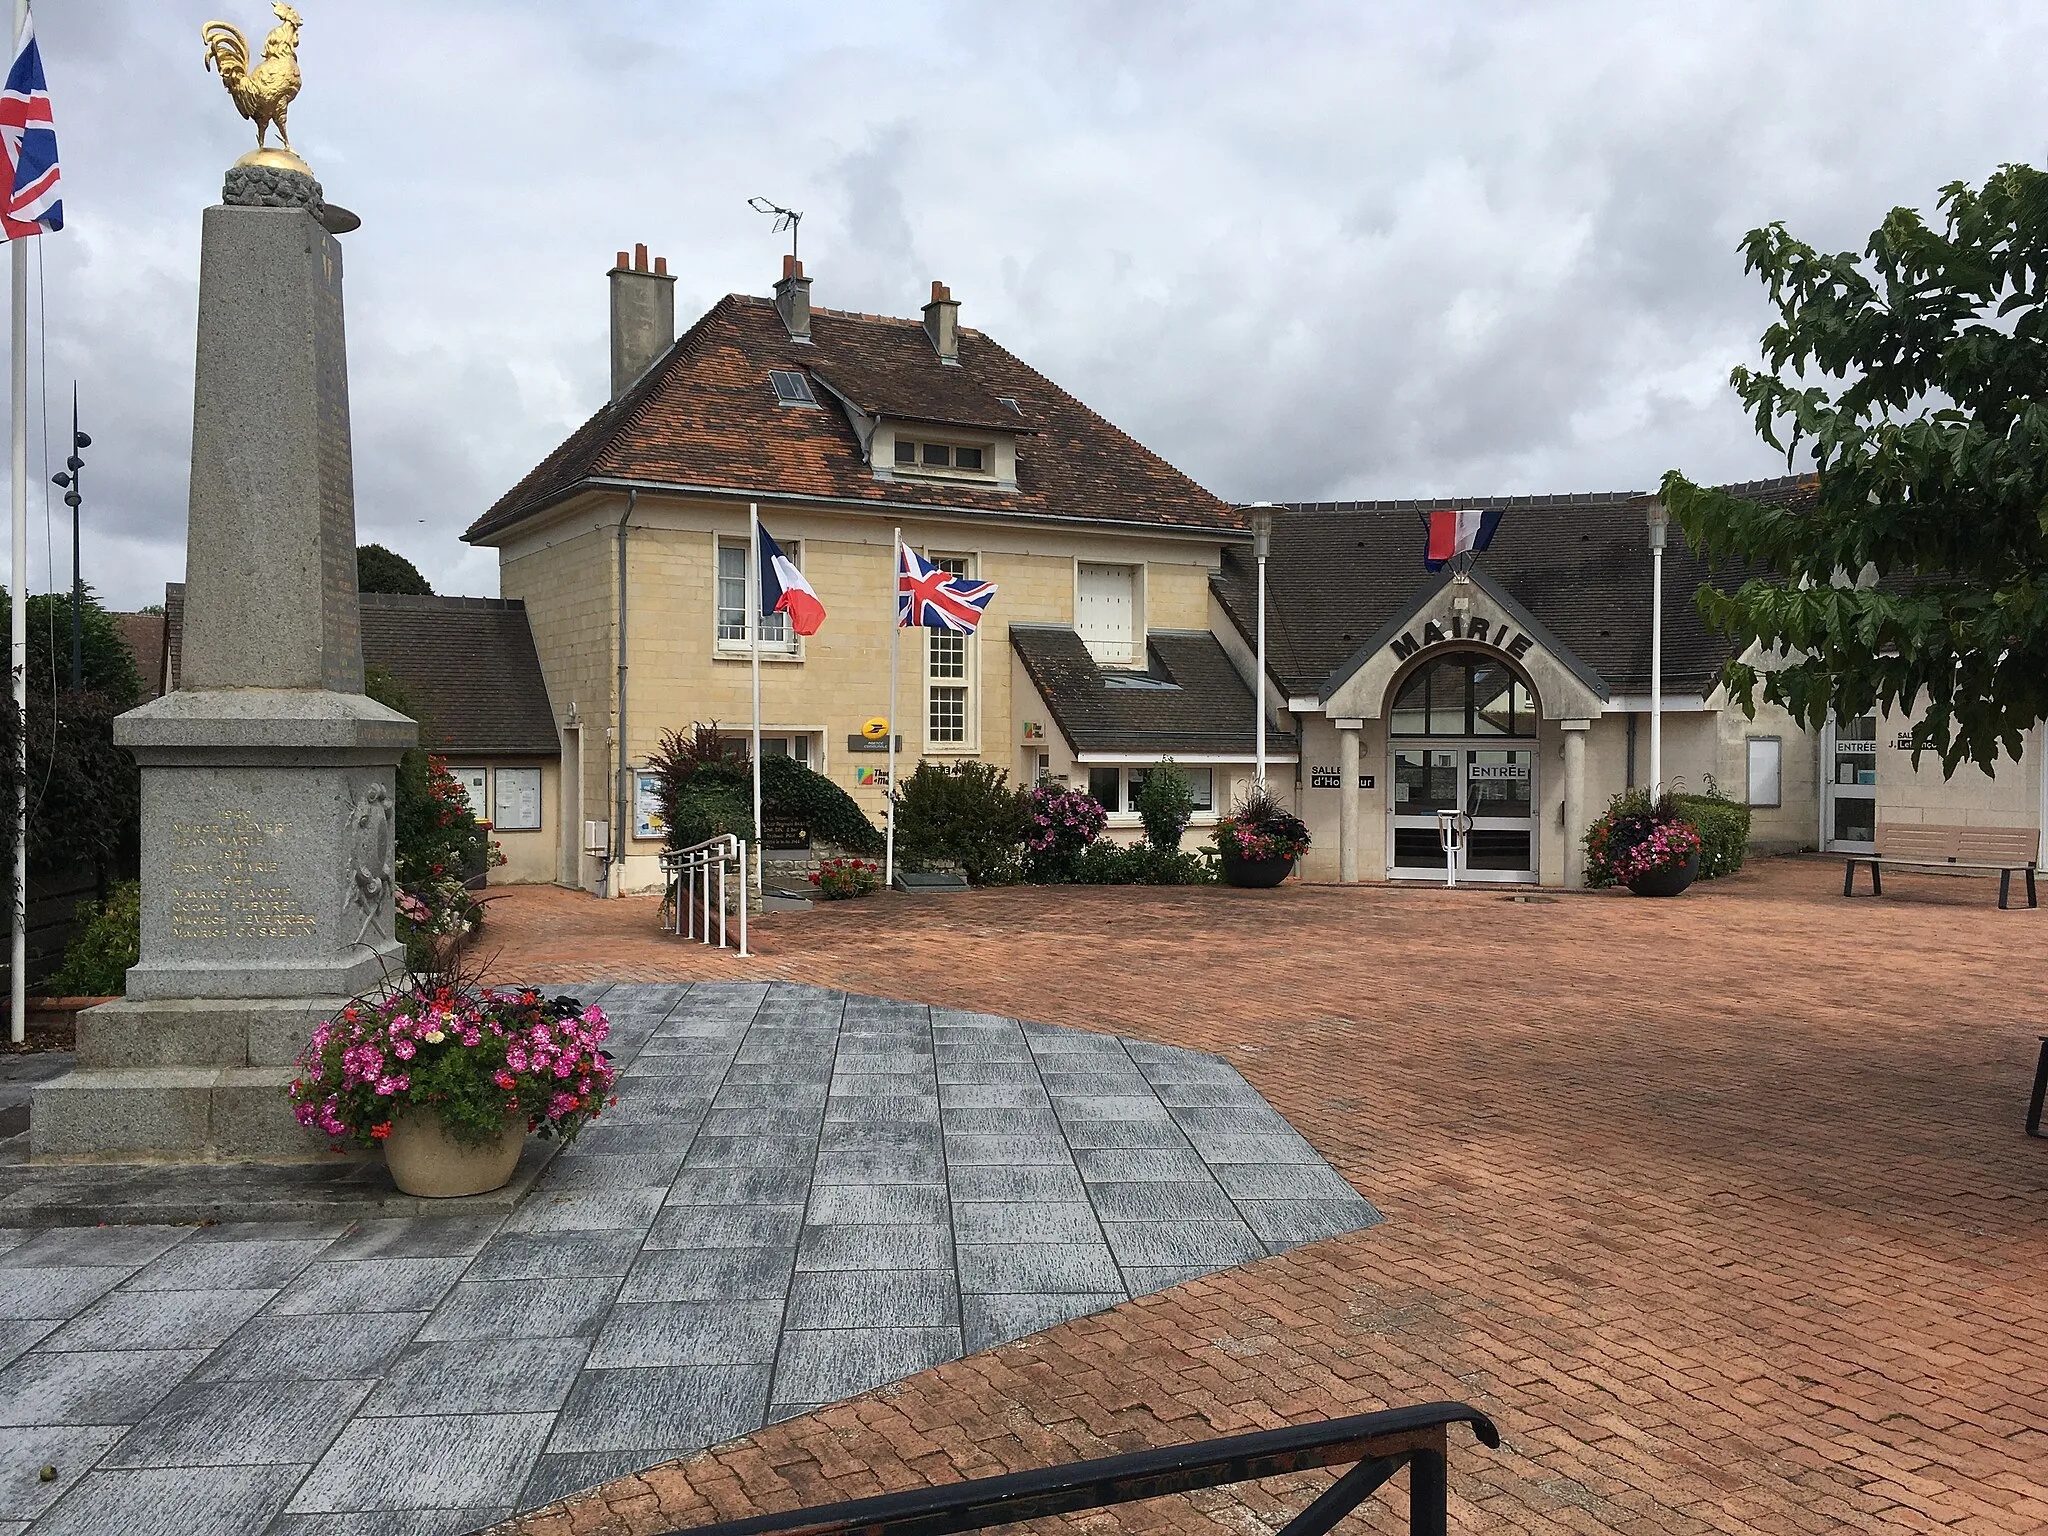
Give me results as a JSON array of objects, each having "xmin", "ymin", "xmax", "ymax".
[
  {"xmin": 48, "ymin": 388, "xmax": 88, "ymax": 692},
  {"xmin": 1249, "ymin": 503, "xmax": 1275, "ymax": 788},
  {"xmin": 1645, "ymin": 496, "xmax": 1668, "ymax": 796}
]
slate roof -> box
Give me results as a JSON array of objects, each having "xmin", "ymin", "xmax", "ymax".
[
  {"xmin": 1011, "ymin": 625, "xmax": 1297, "ymax": 758},
  {"xmin": 1213, "ymin": 477, "xmax": 1811, "ymax": 698},
  {"xmin": 465, "ymin": 294, "xmax": 1242, "ymax": 542},
  {"xmin": 163, "ymin": 585, "xmax": 559, "ymax": 756}
]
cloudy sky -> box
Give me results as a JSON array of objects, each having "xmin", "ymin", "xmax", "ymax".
[{"xmin": 17, "ymin": 0, "xmax": 2048, "ymax": 610}]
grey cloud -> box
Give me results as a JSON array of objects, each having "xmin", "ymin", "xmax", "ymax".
[{"xmin": 14, "ymin": 0, "xmax": 2048, "ymax": 611}]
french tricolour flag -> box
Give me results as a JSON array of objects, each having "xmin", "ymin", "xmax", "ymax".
[
  {"xmin": 1424, "ymin": 508, "xmax": 1503, "ymax": 571},
  {"xmin": 0, "ymin": 8, "xmax": 61, "ymax": 240},
  {"xmin": 758, "ymin": 522, "xmax": 825, "ymax": 636}
]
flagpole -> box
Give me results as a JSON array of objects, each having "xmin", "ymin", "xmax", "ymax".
[
  {"xmin": 886, "ymin": 526, "xmax": 899, "ymax": 892},
  {"xmin": 9, "ymin": 0, "xmax": 27, "ymax": 1043},
  {"xmin": 749, "ymin": 503, "xmax": 763, "ymax": 899}
]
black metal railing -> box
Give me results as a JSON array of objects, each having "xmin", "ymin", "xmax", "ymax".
[{"xmin": 658, "ymin": 1401, "xmax": 1501, "ymax": 1536}]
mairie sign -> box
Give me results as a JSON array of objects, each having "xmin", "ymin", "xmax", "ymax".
[{"xmin": 1389, "ymin": 611, "xmax": 1535, "ymax": 664}]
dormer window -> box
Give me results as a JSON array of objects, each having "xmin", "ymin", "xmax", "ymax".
[
  {"xmin": 769, "ymin": 369, "xmax": 819, "ymax": 407},
  {"xmin": 894, "ymin": 437, "xmax": 991, "ymax": 476}
]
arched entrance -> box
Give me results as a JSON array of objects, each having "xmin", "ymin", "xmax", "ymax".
[{"xmin": 1387, "ymin": 649, "xmax": 1539, "ymax": 882}]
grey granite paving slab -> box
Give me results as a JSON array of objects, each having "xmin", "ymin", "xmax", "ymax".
[
  {"xmin": 321, "ymin": 1217, "xmax": 502, "ymax": 1260},
  {"xmin": 195, "ymin": 1310, "xmax": 426, "ymax": 1382},
  {"xmin": 289, "ymin": 1411, "xmax": 555, "ymax": 1512},
  {"xmin": 30, "ymin": 1463, "xmax": 303, "ymax": 1536},
  {"xmin": 549, "ymin": 1364, "xmax": 771, "ymax": 1454},
  {"xmin": 0, "ymin": 1267, "xmax": 129, "ymax": 1321},
  {"xmin": 8, "ymin": 982, "xmax": 1383, "ymax": 1533},
  {"xmin": 361, "ymin": 1338, "xmax": 590, "ymax": 1416},
  {"xmin": 270, "ymin": 1510, "xmax": 510, "ymax": 1536},
  {"xmin": 100, "ymin": 1376, "xmax": 372, "ymax": 1467},
  {"xmin": 0, "ymin": 1349, "xmax": 206, "ymax": 1426},
  {"xmin": 413, "ymin": 1276, "xmax": 621, "ymax": 1341},
  {"xmin": 1, "ymin": 1227, "xmax": 188, "ymax": 1269},
  {"xmin": 466, "ymin": 1229, "xmax": 646, "ymax": 1280},
  {"xmin": 269, "ymin": 1257, "xmax": 468, "ymax": 1316},
  {"xmin": 0, "ymin": 1425, "xmax": 125, "ymax": 1521},
  {"xmin": 795, "ymin": 1223, "xmax": 951, "ymax": 1272},
  {"xmin": 962, "ymin": 1293, "xmax": 1123, "ymax": 1352},
  {"xmin": 0, "ymin": 1318, "xmax": 57, "ymax": 1368},
  {"xmin": 772, "ymin": 1326, "xmax": 963, "ymax": 1403},
  {"xmin": 618, "ymin": 1246, "xmax": 792, "ymax": 1304},
  {"xmin": 120, "ymin": 1238, "xmax": 331, "ymax": 1291},
  {"xmin": 784, "ymin": 1268, "xmax": 958, "ymax": 1330},
  {"xmin": 646, "ymin": 1203, "xmax": 805, "ymax": 1251},
  {"xmin": 39, "ymin": 1286, "xmax": 274, "ymax": 1350},
  {"xmin": 587, "ymin": 1301, "xmax": 784, "ymax": 1368}
]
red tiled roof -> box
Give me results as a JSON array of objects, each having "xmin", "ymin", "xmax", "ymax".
[{"xmin": 465, "ymin": 295, "xmax": 1242, "ymax": 542}]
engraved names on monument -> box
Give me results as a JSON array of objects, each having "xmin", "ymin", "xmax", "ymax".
[{"xmin": 167, "ymin": 812, "xmax": 319, "ymax": 941}]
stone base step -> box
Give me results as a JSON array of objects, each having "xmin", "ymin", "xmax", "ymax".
[
  {"xmin": 29, "ymin": 1065, "xmax": 331, "ymax": 1163},
  {"xmin": 75, "ymin": 996, "xmax": 345, "ymax": 1069}
]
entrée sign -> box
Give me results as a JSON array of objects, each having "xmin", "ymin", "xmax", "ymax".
[{"xmin": 1389, "ymin": 612, "xmax": 1534, "ymax": 664}]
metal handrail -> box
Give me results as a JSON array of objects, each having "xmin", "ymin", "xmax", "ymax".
[
  {"xmin": 659, "ymin": 834, "xmax": 749, "ymax": 957},
  {"xmin": 653, "ymin": 1402, "xmax": 1500, "ymax": 1536}
]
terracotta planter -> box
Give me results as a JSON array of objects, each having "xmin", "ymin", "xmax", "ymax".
[
  {"xmin": 383, "ymin": 1108, "xmax": 526, "ymax": 1198},
  {"xmin": 1627, "ymin": 849, "xmax": 1700, "ymax": 898},
  {"xmin": 1221, "ymin": 849, "xmax": 1296, "ymax": 888}
]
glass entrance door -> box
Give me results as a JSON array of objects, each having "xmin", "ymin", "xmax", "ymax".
[
  {"xmin": 1825, "ymin": 715, "xmax": 1878, "ymax": 850},
  {"xmin": 1390, "ymin": 742, "xmax": 1538, "ymax": 882}
]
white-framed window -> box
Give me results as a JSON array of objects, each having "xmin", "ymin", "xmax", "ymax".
[
  {"xmin": 892, "ymin": 437, "xmax": 992, "ymax": 477},
  {"xmin": 715, "ymin": 537, "xmax": 795, "ymax": 654},
  {"xmin": 759, "ymin": 734, "xmax": 815, "ymax": 770},
  {"xmin": 1087, "ymin": 765, "xmax": 1216, "ymax": 819},
  {"xmin": 1746, "ymin": 736, "xmax": 1782, "ymax": 809},
  {"xmin": 1077, "ymin": 562, "xmax": 1138, "ymax": 665},
  {"xmin": 925, "ymin": 553, "xmax": 976, "ymax": 749}
]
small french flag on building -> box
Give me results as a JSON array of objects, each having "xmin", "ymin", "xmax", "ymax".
[
  {"xmin": 758, "ymin": 523, "xmax": 825, "ymax": 635},
  {"xmin": 1423, "ymin": 508, "xmax": 1503, "ymax": 571}
]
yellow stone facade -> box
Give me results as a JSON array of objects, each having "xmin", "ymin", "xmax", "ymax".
[{"xmin": 499, "ymin": 489, "xmax": 1233, "ymax": 894}]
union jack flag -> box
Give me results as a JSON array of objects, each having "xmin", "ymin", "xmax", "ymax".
[
  {"xmin": 0, "ymin": 8, "xmax": 61, "ymax": 240},
  {"xmin": 898, "ymin": 544, "xmax": 997, "ymax": 632}
]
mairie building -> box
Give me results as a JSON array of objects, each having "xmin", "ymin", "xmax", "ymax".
[{"xmin": 460, "ymin": 247, "xmax": 2048, "ymax": 893}]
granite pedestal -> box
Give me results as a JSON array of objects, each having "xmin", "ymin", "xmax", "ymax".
[{"xmin": 30, "ymin": 177, "xmax": 415, "ymax": 1163}]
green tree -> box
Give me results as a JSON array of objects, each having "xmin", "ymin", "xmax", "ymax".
[
  {"xmin": 0, "ymin": 586, "xmax": 142, "ymax": 707},
  {"xmin": 1665, "ymin": 163, "xmax": 2048, "ymax": 775},
  {"xmin": 357, "ymin": 543, "xmax": 433, "ymax": 596}
]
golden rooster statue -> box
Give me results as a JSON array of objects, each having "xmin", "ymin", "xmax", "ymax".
[{"xmin": 202, "ymin": 4, "xmax": 305, "ymax": 164}]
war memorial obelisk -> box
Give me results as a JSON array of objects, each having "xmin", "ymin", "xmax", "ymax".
[{"xmin": 31, "ymin": 9, "xmax": 416, "ymax": 1159}]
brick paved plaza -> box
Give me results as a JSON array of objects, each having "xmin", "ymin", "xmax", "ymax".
[{"xmin": 479, "ymin": 857, "xmax": 2048, "ymax": 1535}]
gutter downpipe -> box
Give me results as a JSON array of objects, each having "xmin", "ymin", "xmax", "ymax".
[{"xmin": 614, "ymin": 490, "xmax": 637, "ymax": 898}]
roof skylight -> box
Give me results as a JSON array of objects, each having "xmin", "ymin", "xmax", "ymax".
[{"xmin": 769, "ymin": 369, "xmax": 819, "ymax": 407}]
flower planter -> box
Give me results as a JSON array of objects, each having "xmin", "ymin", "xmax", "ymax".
[
  {"xmin": 1221, "ymin": 849, "xmax": 1295, "ymax": 888},
  {"xmin": 1627, "ymin": 849, "xmax": 1700, "ymax": 898},
  {"xmin": 382, "ymin": 1108, "xmax": 526, "ymax": 1198}
]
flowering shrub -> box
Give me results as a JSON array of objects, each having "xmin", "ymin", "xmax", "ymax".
[
  {"xmin": 810, "ymin": 857, "xmax": 881, "ymax": 899},
  {"xmin": 1583, "ymin": 790, "xmax": 1705, "ymax": 888},
  {"xmin": 289, "ymin": 987, "xmax": 615, "ymax": 1148},
  {"xmin": 1021, "ymin": 783, "xmax": 1108, "ymax": 881},
  {"xmin": 1213, "ymin": 783, "xmax": 1311, "ymax": 864}
]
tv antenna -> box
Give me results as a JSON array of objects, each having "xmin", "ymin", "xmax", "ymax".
[{"xmin": 748, "ymin": 197, "xmax": 802, "ymax": 260}]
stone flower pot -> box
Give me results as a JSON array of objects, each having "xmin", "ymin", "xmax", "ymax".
[
  {"xmin": 383, "ymin": 1108, "xmax": 526, "ymax": 1198},
  {"xmin": 1626, "ymin": 848, "xmax": 1700, "ymax": 898},
  {"xmin": 1221, "ymin": 848, "xmax": 1295, "ymax": 888}
]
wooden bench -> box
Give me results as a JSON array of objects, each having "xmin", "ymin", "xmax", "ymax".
[{"xmin": 1842, "ymin": 821, "xmax": 2039, "ymax": 910}]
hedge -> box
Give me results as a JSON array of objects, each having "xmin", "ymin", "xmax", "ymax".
[{"xmin": 1672, "ymin": 791, "xmax": 1751, "ymax": 879}]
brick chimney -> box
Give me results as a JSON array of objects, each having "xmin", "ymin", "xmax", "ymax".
[
  {"xmin": 922, "ymin": 280, "xmax": 960, "ymax": 365},
  {"xmin": 774, "ymin": 254, "xmax": 812, "ymax": 342},
  {"xmin": 608, "ymin": 242, "xmax": 676, "ymax": 399}
]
